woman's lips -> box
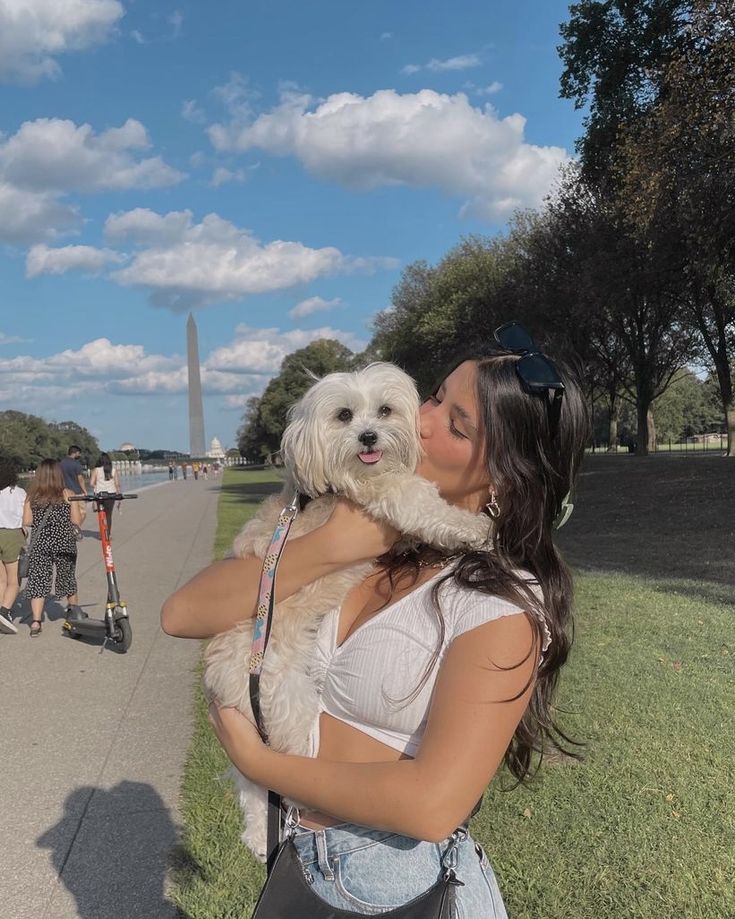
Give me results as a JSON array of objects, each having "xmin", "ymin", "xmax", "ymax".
[{"xmin": 357, "ymin": 450, "xmax": 383, "ymax": 464}]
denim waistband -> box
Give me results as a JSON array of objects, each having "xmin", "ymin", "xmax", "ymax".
[{"xmin": 290, "ymin": 820, "xmax": 468, "ymax": 869}]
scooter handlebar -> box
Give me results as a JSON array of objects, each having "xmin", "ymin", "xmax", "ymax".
[{"xmin": 69, "ymin": 493, "xmax": 138, "ymax": 501}]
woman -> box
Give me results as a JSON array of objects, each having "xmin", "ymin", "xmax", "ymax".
[
  {"xmin": 90, "ymin": 452, "xmax": 121, "ymax": 536},
  {"xmin": 162, "ymin": 330, "xmax": 589, "ymax": 915},
  {"xmin": 0, "ymin": 460, "xmax": 27, "ymax": 634},
  {"xmin": 23, "ymin": 459, "xmax": 85, "ymax": 636}
]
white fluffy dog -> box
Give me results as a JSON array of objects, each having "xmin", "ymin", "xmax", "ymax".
[{"xmin": 203, "ymin": 362, "xmax": 491, "ymax": 860}]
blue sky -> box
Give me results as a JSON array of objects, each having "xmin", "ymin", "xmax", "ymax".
[{"xmin": 0, "ymin": 0, "xmax": 583, "ymax": 453}]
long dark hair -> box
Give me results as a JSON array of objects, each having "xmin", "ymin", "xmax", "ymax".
[
  {"xmin": 380, "ymin": 350, "xmax": 589, "ymax": 785},
  {"xmin": 0, "ymin": 460, "xmax": 18, "ymax": 491},
  {"xmin": 96, "ymin": 453, "xmax": 113, "ymax": 479}
]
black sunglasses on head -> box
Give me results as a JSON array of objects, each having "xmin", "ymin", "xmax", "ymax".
[{"xmin": 493, "ymin": 321, "xmax": 565, "ymax": 439}]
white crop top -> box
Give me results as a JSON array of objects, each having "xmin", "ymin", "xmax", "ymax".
[{"xmin": 308, "ymin": 568, "xmax": 549, "ymax": 758}]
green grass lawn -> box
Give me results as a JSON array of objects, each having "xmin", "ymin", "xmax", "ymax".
[{"xmin": 170, "ymin": 465, "xmax": 735, "ymax": 919}]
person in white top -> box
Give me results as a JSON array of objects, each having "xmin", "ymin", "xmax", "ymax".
[
  {"xmin": 162, "ymin": 325, "xmax": 589, "ymax": 916},
  {"xmin": 0, "ymin": 461, "xmax": 28, "ymax": 633},
  {"xmin": 89, "ymin": 453, "xmax": 121, "ymax": 537}
]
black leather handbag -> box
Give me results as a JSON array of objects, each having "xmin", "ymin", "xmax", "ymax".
[
  {"xmin": 250, "ymin": 833, "xmax": 462, "ymax": 918},
  {"xmin": 247, "ymin": 499, "xmax": 464, "ymax": 918}
]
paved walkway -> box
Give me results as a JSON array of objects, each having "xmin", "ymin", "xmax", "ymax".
[{"xmin": 0, "ymin": 477, "xmax": 221, "ymax": 919}]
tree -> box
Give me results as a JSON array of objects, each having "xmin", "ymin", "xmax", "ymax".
[
  {"xmin": 613, "ymin": 1, "xmax": 735, "ymax": 453},
  {"xmin": 558, "ymin": 0, "xmax": 688, "ymax": 181},
  {"xmin": 559, "ymin": 0, "xmax": 735, "ymax": 454},
  {"xmin": 373, "ymin": 236, "xmax": 518, "ymax": 393},
  {"xmin": 0, "ymin": 412, "xmax": 100, "ymax": 470},
  {"xmin": 237, "ymin": 396, "xmax": 269, "ymax": 462},
  {"xmin": 651, "ymin": 369, "xmax": 721, "ymax": 441}
]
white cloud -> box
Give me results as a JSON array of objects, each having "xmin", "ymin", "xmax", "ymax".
[
  {"xmin": 0, "ymin": 0, "xmax": 123, "ymax": 84},
  {"xmin": 130, "ymin": 29, "xmax": 145, "ymax": 45},
  {"xmin": 472, "ymin": 81, "xmax": 503, "ymax": 96},
  {"xmin": 0, "ymin": 179, "xmax": 78, "ymax": 243},
  {"xmin": 0, "ymin": 324, "xmax": 367, "ymax": 412},
  {"xmin": 0, "ymin": 331, "xmax": 27, "ymax": 345},
  {"xmin": 288, "ymin": 296, "xmax": 342, "ymax": 319},
  {"xmin": 210, "ymin": 166, "xmax": 246, "ymax": 187},
  {"xmin": 182, "ymin": 99, "xmax": 206, "ymax": 124},
  {"xmin": 168, "ymin": 10, "xmax": 183, "ymax": 39},
  {"xmin": 105, "ymin": 207, "xmax": 195, "ymax": 245},
  {"xmin": 26, "ymin": 243, "xmax": 126, "ymax": 277},
  {"xmin": 402, "ymin": 54, "xmax": 482, "ymax": 76},
  {"xmin": 380, "ymin": 32, "xmax": 393, "ymax": 41},
  {"xmin": 212, "ymin": 71, "xmax": 258, "ymax": 120},
  {"xmin": 0, "ymin": 117, "xmax": 184, "ymax": 193},
  {"xmin": 0, "ymin": 337, "xmax": 178, "ymax": 381},
  {"xmin": 206, "ymin": 324, "xmax": 366, "ymax": 375},
  {"xmin": 104, "ymin": 208, "xmax": 393, "ymax": 310},
  {"xmin": 208, "ymin": 88, "xmax": 569, "ymax": 219}
]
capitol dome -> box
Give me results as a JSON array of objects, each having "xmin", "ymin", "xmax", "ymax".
[
  {"xmin": 118, "ymin": 442, "xmax": 137, "ymax": 452},
  {"xmin": 207, "ymin": 437, "xmax": 225, "ymax": 460}
]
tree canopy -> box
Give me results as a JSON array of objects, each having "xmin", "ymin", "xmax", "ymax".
[{"xmin": 0, "ymin": 412, "xmax": 100, "ymax": 471}]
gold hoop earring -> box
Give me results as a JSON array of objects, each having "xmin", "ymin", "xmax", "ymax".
[{"xmin": 485, "ymin": 491, "xmax": 500, "ymax": 520}]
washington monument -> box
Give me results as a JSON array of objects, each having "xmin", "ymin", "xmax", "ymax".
[{"xmin": 187, "ymin": 313, "xmax": 205, "ymax": 457}]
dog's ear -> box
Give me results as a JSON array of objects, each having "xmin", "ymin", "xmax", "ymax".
[{"xmin": 281, "ymin": 411, "xmax": 329, "ymax": 497}]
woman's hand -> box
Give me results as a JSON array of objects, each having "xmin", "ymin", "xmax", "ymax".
[
  {"xmin": 321, "ymin": 498, "xmax": 400, "ymax": 565},
  {"xmin": 207, "ymin": 701, "xmax": 269, "ymax": 781}
]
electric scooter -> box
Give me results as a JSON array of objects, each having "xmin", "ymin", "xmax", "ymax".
[{"xmin": 63, "ymin": 492, "xmax": 138, "ymax": 653}]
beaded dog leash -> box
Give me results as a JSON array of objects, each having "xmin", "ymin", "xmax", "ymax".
[{"xmin": 248, "ymin": 492, "xmax": 300, "ymax": 742}]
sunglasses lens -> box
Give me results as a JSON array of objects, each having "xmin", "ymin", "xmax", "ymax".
[
  {"xmin": 495, "ymin": 321, "xmax": 536, "ymax": 353},
  {"xmin": 517, "ymin": 353, "xmax": 564, "ymax": 390}
]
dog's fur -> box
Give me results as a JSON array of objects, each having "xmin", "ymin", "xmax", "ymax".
[{"xmin": 203, "ymin": 362, "xmax": 491, "ymax": 860}]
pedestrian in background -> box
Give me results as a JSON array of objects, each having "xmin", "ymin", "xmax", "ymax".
[
  {"xmin": 22, "ymin": 459, "xmax": 85, "ymax": 636},
  {"xmin": 60, "ymin": 445, "xmax": 86, "ymax": 496},
  {"xmin": 0, "ymin": 460, "xmax": 27, "ymax": 634},
  {"xmin": 90, "ymin": 452, "xmax": 121, "ymax": 536}
]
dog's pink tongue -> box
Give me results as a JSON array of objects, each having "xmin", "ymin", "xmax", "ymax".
[{"xmin": 358, "ymin": 450, "xmax": 383, "ymax": 464}]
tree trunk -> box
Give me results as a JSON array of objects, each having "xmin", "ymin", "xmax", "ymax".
[
  {"xmin": 726, "ymin": 401, "xmax": 735, "ymax": 458},
  {"xmin": 647, "ymin": 409, "xmax": 656, "ymax": 453},
  {"xmin": 606, "ymin": 391, "xmax": 620, "ymax": 452},
  {"xmin": 636, "ymin": 398, "xmax": 651, "ymax": 456},
  {"xmin": 607, "ymin": 412, "xmax": 619, "ymax": 452}
]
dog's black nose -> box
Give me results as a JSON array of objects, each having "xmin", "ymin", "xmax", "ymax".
[{"xmin": 359, "ymin": 430, "xmax": 378, "ymax": 447}]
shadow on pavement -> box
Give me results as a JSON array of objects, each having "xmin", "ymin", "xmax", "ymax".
[{"xmin": 37, "ymin": 781, "xmax": 193, "ymax": 918}]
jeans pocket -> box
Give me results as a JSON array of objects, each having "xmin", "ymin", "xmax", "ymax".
[{"xmin": 332, "ymin": 837, "xmax": 442, "ymax": 914}]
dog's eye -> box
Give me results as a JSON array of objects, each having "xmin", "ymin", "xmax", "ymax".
[
  {"xmin": 378, "ymin": 405, "xmax": 392, "ymax": 417},
  {"xmin": 336, "ymin": 408, "xmax": 353, "ymax": 423}
]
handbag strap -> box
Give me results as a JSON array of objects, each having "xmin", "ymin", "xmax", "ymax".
[
  {"xmin": 27, "ymin": 504, "xmax": 54, "ymax": 550},
  {"xmin": 247, "ymin": 492, "xmax": 300, "ymax": 872}
]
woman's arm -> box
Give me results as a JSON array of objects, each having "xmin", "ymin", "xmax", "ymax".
[
  {"xmin": 161, "ymin": 499, "xmax": 398, "ymax": 639},
  {"xmin": 209, "ymin": 611, "xmax": 537, "ymax": 842},
  {"xmin": 89, "ymin": 468, "xmax": 97, "ymax": 489},
  {"xmin": 64, "ymin": 490, "xmax": 84, "ymax": 526},
  {"xmin": 22, "ymin": 498, "xmax": 33, "ymax": 528}
]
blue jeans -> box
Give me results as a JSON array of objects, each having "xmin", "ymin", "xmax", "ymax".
[{"xmin": 290, "ymin": 821, "xmax": 508, "ymax": 917}]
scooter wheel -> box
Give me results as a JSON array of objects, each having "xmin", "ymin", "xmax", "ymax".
[{"xmin": 112, "ymin": 617, "xmax": 132, "ymax": 653}]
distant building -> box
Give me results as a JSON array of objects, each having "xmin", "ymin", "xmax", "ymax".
[
  {"xmin": 118, "ymin": 442, "xmax": 137, "ymax": 452},
  {"xmin": 207, "ymin": 437, "xmax": 225, "ymax": 461}
]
